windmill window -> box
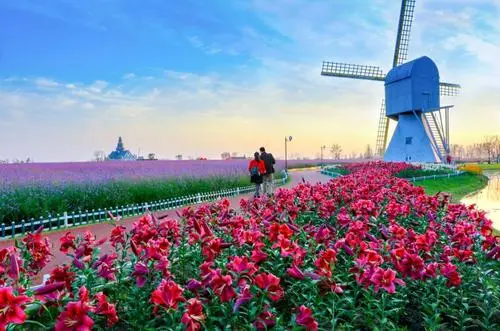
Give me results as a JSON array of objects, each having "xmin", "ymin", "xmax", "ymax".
[{"xmin": 405, "ymin": 137, "xmax": 413, "ymax": 145}]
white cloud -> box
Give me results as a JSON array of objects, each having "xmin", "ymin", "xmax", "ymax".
[
  {"xmin": 82, "ymin": 102, "xmax": 95, "ymax": 110},
  {"xmin": 187, "ymin": 35, "xmax": 222, "ymax": 55},
  {"xmin": 122, "ymin": 73, "xmax": 136, "ymax": 79},
  {"xmin": 34, "ymin": 78, "xmax": 59, "ymax": 88}
]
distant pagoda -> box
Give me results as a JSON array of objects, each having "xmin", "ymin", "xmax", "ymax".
[{"xmin": 108, "ymin": 137, "xmax": 136, "ymax": 160}]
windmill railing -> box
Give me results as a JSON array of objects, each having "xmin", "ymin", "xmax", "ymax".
[{"xmin": 0, "ymin": 173, "xmax": 289, "ymax": 240}]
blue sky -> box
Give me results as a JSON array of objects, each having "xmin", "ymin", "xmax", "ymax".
[{"xmin": 1, "ymin": 0, "xmax": 499, "ymax": 161}]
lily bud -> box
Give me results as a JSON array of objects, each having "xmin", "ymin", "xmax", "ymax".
[
  {"xmin": 33, "ymin": 281, "xmax": 65, "ymax": 295},
  {"xmin": 8, "ymin": 253, "xmax": 20, "ymax": 281},
  {"xmin": 73, "ymin": 258, "xmax": 85, "ymax": 270}
]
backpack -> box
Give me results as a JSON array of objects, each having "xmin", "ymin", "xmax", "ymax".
[{"xmin": 250, "ymin": 165, "xmax": 260, "ymax": 176}]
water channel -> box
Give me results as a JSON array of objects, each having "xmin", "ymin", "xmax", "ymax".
[{"xmin": 461, "ymin": 170, "xmax": 500, "ymax": 231}]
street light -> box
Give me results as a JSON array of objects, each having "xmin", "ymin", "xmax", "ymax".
[
  {"xmin": 320, "ymin": 145, "xmax": 326, "ymax": 168},
  {"xmin": 285, "ymin": 136, "xmax": 293, "ymax": 173}
]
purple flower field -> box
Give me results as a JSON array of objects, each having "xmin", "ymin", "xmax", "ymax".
[
  {"xmin": 0, "ymin": 159, "xmax": 332, "ymax": 223},
  {"xmin": 0, "ymin": 159, "xmax": 330, "ymax": 187}
]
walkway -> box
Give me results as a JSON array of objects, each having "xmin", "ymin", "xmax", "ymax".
[{"xmin": 0, "ymin": 170, "xmax": 331, "ymax": 283}]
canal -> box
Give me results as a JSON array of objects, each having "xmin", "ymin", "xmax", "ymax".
[{"xmin": 461, "ymin": 170, "xmax": 500, "ymax": 231}]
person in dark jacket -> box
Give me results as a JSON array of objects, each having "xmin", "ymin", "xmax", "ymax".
[
  {"xmin": 259, "ymin": 147, "xmax": 276, "ymax": 196},
  {"xmin": 248, "ymin": 152, "xmax": 266, "ymax": 197}
]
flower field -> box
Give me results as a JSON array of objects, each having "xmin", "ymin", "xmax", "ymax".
[
  {"xmin": 0, "ymin": 159, "xmax": 326, "ymax": 224},
  {"xmin": 1, "ymin": 162, "xmax": 499, "ymax": 330}
]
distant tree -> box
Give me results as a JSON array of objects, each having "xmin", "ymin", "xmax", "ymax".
[
  {"xmin": 483, "ymin": 135, "xmax": 500, "ymax": 163},
  {"xmin": 493, "ymin": 135, "xmax": 500, "ymax": 162},
  {"xmin": 221, "ymin": 152, "xmax": 231, "ymax": 160},
  {"xmin": 148, "ymin": 153, "xmax": 157, "ymax": 160},
  {"xmin": 482, "ymin": 136, "xmax": 495, "ymax": 163},
  {"xmin": 175, "ymin": 154, "xmax": 183, "ymax": 160},
  {"xmin": 93, "ymin": 151, "xmax": 105, "ymax": 162},
  {"xmin": 330, "ymin": 144, "xmax": 342, "ymax": 160},
  {"xmin": 451, "ymin": 144, "xmax": 465, "ymax": 161},
  {"xmin": 364, "ymin": 145, "xmax": 373, "ymax": 159},
  {"xmin": 231, "ymin": 152, "xmax": 238, "ymax": 158}
]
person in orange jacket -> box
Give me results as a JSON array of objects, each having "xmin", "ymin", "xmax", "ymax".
[{"xmin": 248, "ymin": 152, "xmax": 266, "ymax": 197}]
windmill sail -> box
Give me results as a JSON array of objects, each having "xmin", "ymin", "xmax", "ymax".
[
  {"xmin": 439, "ymin": 82, "xmax": 461, "ymax": 96},
  {"xmin": 375, "ymin": 100, "xmax": 389, "ymax": 157},
  {"xmin": 393, "ymin": 0, "xmax": 416, "ymax": 67},
  {"xmin": 321, "ymin": 62, "xmax": 385, "ymax": 81}
]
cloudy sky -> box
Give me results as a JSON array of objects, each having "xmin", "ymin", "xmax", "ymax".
[{"xmin": 0, "ymin": 0, "xmax": 499, "ymax": 161}]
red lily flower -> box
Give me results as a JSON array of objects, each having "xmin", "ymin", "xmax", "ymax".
[
  {"xmin": 22, "ymin": 232, "xmax": 52, "ymax": 273},
  {"xmin": 287, "ymin": 264, "xmax": 305, "ymax": 280},
  {"xmin": 109, "ymin": 225, "xmax": 127, "ymax": 248},
  {"xmin": 269, "ymin": 223, "xmax": 293, "ymax": 242},
  {"xmin": 452, "ymin": 248, "xmax": 475, "ymax": 263},
  {"xmin": 146, "ymin": 238, "xmax": 171, "ymax": 261},
  {"xmin": 314, "ymin": 248, "xmax": 337, "ymax": 277},
  {"xmin": 94, "ymin": 292, "xmax": 118, "ymax": 327},
  {"xmin": 0, "ymin": 287, "xmax": 31, "ymax": 330},
  {"xmin": 151, "ymin": 279, "xmax": 185, "ymax": 312},
  {"xmin": 370, "ymin": 267, "xmax": 405, "ymax": 294},
  {"xmin": 154, "ymin": 256, "xmax": 172, "ymax": 278},
  {"xmin": 254, "ymin": 308, "xmax": 276, "ymax": 330},
  {"xmin": 59, "ymin": 232, "xmax": 76, "ymax": 254},
  {"xmin": 131, "ymin": 262, "xmax": 149, "ymax": 287},
  {"xmin": 209, "ymin": 270, "xmax": 236, "ymax": 302},
  {"xmin": 202, "ymin": 237, "xmax": 222, "ymax": 261},
  {"xmin": 54, "ymin": 288, "xmax": 93, "ymax": 331},
  {"xmin": 296, "ymin": 305, "xmax": 318, "ymax": 331},
  {"xmin": 227, "ymin": 256, "xmax": 257, "ymax": 275},
  {"xmin": 440, "ymin": 263, "xmax": 462, "ymax": 287},
  {"xmin": 47, "ymin": 265, "xmax": 75, "ymax": 292},
  {"xmin": 399, "ymin": 253, "xmax": 425, "ymax": 280},
  {"xmin": 181, "ymin": 298, "xmax": 205, "ymax": 331},
  {"xmin": 251, "ymin": 242, "xmax": 268, "ymax": 264},
  {"xmin": 254, "ymin": 272, "xmax": 284, "ymax": 302}
]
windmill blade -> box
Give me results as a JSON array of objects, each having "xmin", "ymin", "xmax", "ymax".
[
  {"xmin": 375, "ymin": 100, "xmax": 390, "ymax": 157},
  {"xmin": 393, "ymin": 0, "xmax": 416, "ymax": 67},
  {"xmin": 321, "ymin": 61, "xmax": 386, "ymax": 81},
  {"xmin": 440, "ymin": 82, "xmax": 461, "ymax": 96}
]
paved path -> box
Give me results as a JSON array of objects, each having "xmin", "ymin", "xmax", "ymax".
[{"xmin": 0, "ymin": 170, "xmax": 331, "ymax": 283}]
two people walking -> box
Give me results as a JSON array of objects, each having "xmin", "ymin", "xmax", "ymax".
[{"xmin": 248, "ymin": 147, "xmax": 276, "ymax": 198}]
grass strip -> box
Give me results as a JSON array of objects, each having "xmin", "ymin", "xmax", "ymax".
[{"xmin": 415, "ymin": 173, "xmax": 489, "ymax": 202}]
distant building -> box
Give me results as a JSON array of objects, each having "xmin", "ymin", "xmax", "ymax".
[{"xmin": 108, "ymin": 137, "xmax": 136, "ymax": 160}]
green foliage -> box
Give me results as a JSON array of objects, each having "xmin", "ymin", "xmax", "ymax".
[
  {"xmin": 394, "ymin": 168, "xmax": 452, "ymax": 178},
  {"xmin": 323, "ymin": 166, "xmax": 350, "ymax": 175},
  {"xmin": 0, "ymin": 176, "xmax": 251, "ymax": 224}
]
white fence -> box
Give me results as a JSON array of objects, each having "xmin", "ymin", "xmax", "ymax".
[
  {"xmin": 320, "ymin": 167, "xmax": 464, "ymax": 183},
  {"xmin": 409, "ymin": 162, "xmax": 458, "ymax": 171},
  {"xmin": 1, "ymin": 173, "xmax": 288, "ymax": 240}
]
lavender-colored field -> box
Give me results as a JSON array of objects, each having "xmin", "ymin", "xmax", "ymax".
[{"xmin": 0, "ymin": 159, "xmax": 330, "ymax": 187}]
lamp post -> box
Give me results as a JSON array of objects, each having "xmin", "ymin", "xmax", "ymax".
[
  {"xmin": 285, "ymin": 135, "xmax": 293, "ymax": 173},
  {"xmin": 320, "ymin": 145, "xmax": 326, "ymax": 168}
]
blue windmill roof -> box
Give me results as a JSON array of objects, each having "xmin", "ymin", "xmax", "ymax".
[{"xmin": 385, "ymin": 56, "xmax": 438, "ymax": 85}]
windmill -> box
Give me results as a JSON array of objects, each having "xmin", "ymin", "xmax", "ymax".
[{"xmin": 320, "ymin": 0, "xmax": 460, "ymax": 163}]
